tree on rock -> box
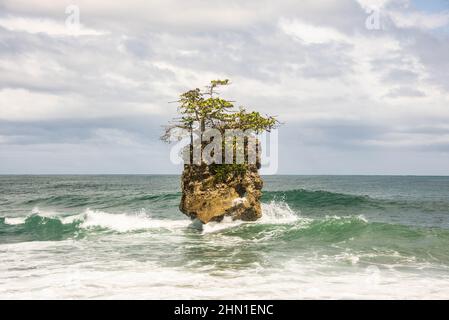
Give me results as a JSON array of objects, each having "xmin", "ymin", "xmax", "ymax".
[
  {"xmin": 161, "ymin": 79, "xmax": 280, "ymax": 223},
  {"xmin": 162, "ymin": 79, "xmax": 279, "ymax": 165}
]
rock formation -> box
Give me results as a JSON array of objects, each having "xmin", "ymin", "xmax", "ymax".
[
  {"xmin": 161, "ymin": 79, "xmax": 279, "ymax": 224},
  {"xmin": 180, "ymin": 164, "xmax": 263, "ymax": 223}
]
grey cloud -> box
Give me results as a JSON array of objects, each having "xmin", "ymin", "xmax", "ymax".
[
  {"xmin": 0, "ymin": 0, "xmax": 365, "ymax": 33},
  {"xmin": 298, "ymin": 42, "xmax": 354, "ymax": 79},
  {"xmin": 0, "ymin": 116, "xmax": 167, "ymax": 145},
  {"xmin": 383, "ymin": 68, "xmax": 420, "ymax": 84},
  {"xmin": 1, "ymin": 1, "xmax": 449, "ymax": 174},
  {"xmin": 399, "ymin": 124, "xmax": 449, "ymax": 134},
  {"xmin": 0, "ymin": 29, "xmax": 177, "ymax": 118},
  {"xmin": 291, "ymin": 122, "xmax": 389, "ymax": 149},
  {"xmin": 385, "ymin": 86, "xmax": 425, "ymax": 97},
  {"xmin": 406, "ymin": 32, "xmax": 449, "ymax": 91}
]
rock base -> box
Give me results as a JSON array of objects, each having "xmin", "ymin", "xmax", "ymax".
[{"xmin": 179, "ymin": 164, "xmax": 263, "ymax": 223}]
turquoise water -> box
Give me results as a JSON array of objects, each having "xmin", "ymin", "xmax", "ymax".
[{"xmin": 1, "ymin": 175, "xmax": 449, "ymax": 299}]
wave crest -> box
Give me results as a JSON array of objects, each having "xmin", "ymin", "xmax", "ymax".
[
  {"xmin": 262, "ymin": 189, "xmax": 372, "ymax": 208},
  {"xmin": 201, "ymin": 200, "xmax": 299, "ymax": 234},
  {"xmin": 0, "ymin": 208, "xmax": 191, "ymax": 242}
]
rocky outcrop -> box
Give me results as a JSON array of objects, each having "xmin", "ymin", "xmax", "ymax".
[{"xmin": 180, "ymin": 164, "xmax": 263, "ymax": 223}]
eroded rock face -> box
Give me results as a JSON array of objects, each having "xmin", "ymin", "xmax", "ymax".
[{"xmin": 180, "ymin": 164, "xmax": 263, "ymax": 223}]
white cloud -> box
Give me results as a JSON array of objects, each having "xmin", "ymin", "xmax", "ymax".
[
  {"xmin": 0, "ymin": 16, "xmax": 106, "ymax": 36},
  {"xmin": 0, "ymin": 89, "xmax": 164, "ymax": 121},
  {"xmin": 0, "ymin": 89, "xmax": 62, "ymax": 121},
  {"xmin": 278, "ymin": 18, "xmax": 349, "ymax": 44},
  {"xmin": 390, "ymin": 11, "xmax": 449, "ymax": 29}
]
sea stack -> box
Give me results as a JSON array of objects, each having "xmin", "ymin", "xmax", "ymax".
[
  {"xmin": 161, "ymin": 79, "xmax": 278, "ymax": 224},
  {"xmin": 180, "ymin": 163, "xmax": 263, "ymax": 223}
]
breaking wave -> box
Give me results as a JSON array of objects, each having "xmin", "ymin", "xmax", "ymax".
[{"xmin": 2, "ymin": 200, "xmax": 449, "ymax": 259}]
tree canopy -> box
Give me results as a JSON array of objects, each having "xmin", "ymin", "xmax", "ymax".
[{"xmin": 162, "ymin": 79, "xmax": 279, "ymax": 143}]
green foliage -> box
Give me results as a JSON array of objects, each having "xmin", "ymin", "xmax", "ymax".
[
  {"xmin": 162, "ymin": 79, "xmax": 280, "ymax": 142},
  {"xmin": 210, "ymin": 164, "xmax": 247, "ymax": 183},
  {"xmin": 222, "ymin": 107, "xmax": 278, "ymax": 133},
  {"xmin": 162, "ymin": 79, "xmax": 280, "ymax": 178}
]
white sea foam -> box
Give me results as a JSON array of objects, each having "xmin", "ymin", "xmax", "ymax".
[
  {"xmin": 3, "ymin": 200, "xmax": 299, "ymax": 232},
  {"xmin": 323, "ymin": 214, "xmax": 368, "ymax": 223},
  {"xmin": 202, "ymin": 216, "xmax": 246, "ymax": 234},
  {"xmin": 80, "ymin": 209, "xmax": 190, "ymax": 232},
  {"xmin": 201, "ymin": 200, "xmax": 299, "ymax": 234},
  {"xmin": 259, "ymin": 200, "xmax": 299, "ymax": 224},
  {"xmin": 4, "ymin": 217, "xmax": 26, "ymax": 225},
  {"xmin": 2, "ymin": 208, "xmax": 191, "ymax": 232},
  {"xmin": 1, "ymin": 201, "xmax": 449, "ymax": 299},
  {"xmin": 3, "ymin": 207, "xmax": 56, "ymax": 225},
  {"xmin": 1, "ymin": 241, "xmax": 449, "ymax": 299}
]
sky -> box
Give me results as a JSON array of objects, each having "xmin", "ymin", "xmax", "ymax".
[{"xmin": 1, "ymin": 0, "xmax": 449, "ymax": 175}]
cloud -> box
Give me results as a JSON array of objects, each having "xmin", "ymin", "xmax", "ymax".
[
  {"xmin": 360, "ymin": 132, "xmax": 449, "ymax": 150},
  {"xmin": 0, "ymin": 15, "xmax": 106, "ymax": 36},
  {"xmin": 0, "ymin": 135, "xmax": 9, "ymax": 144},
  {"xmin": 386, "ymin": 86, "xmax": 425, "ymax": 97},
  {"xmin": 89, "ymin": 128, "xmax": 143, "ymax": 147},
  {"xmin": 278, "ymin": 18, "xmax": 349, "ymax": 44},
  {"xmin": 1, "ymin": 0, "xmax": 449, "ymax": 173},
  {"xmin": 389, "ymin": 11, "xmax": 449, "ymax": 29},
  {"xmin": 0, "ymin": 88, "xmax": 165, "ymax": 121}
]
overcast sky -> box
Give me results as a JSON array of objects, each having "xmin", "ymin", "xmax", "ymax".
[{"xmin": 1, "ymin": 0, "xmax": 449, "ymax": 174}]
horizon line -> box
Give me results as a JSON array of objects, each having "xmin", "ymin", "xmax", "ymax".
[{"xmin": 1, "ymin": 173, "xmax": 449, "ymax": 177}]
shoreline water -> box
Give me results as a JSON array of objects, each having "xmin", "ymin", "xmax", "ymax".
[{"xmin": 1, "ymin": 175, "xmax": 449, "ymax": 299}]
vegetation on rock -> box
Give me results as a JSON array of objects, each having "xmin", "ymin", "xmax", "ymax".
[
  {"xmin": 161, "ymin": 79, "xmax": 280, "ymax": 223},
  {"xmin": 162, "ymin": 79, "xmax": 279, "ymax": 169}
]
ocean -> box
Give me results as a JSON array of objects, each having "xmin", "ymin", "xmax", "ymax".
[{"xmin": 1, "ymin": 175, "xmax": 449, "ymax": 299}]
